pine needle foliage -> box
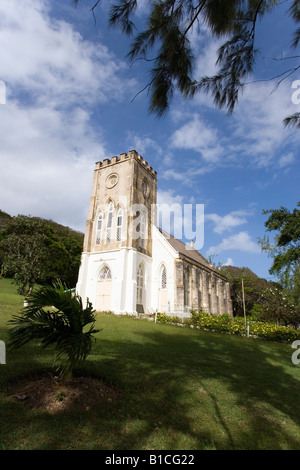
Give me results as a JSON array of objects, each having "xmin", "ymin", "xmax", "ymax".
[
  {"xmin": 73, "ymin": 0, "xmax": 300, "ymax": 126},
  {"xmin": 8, "ymin": 282, "xmax": 99, "ymax": 377},
  {"xmin": 283, "ymin": 112, "xmax": 300, "ymax": 129}
]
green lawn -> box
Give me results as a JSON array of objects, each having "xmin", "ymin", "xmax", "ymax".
[{"xmin": 0, "ymin": 278, "xmax": 300, "ymax": 450}]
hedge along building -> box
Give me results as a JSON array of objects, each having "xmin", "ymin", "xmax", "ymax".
[{"xmin": 76, "ymin": 150, "xmax": 232, "ymax": 317}]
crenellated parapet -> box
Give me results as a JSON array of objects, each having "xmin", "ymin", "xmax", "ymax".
[{"xmin": 95, "ymin": 149, "xmax": 157, "ymax": 178}]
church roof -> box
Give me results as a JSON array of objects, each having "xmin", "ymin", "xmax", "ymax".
[{"xmin": 158, "ymin": 228, "xmax": 224, "ymax": 276}]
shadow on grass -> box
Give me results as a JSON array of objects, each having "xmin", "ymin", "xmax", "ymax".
[{"xmin": 1, "ymin": 320, "xmax": 300, "ymax": 450}]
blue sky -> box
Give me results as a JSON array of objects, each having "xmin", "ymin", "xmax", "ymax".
[{"xmin": 0, "ymin": 0, "xmax": 299, "ymax": 281}]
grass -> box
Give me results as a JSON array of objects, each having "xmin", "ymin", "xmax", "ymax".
[{"xmin": 0, "ymin": 278, "xmax": 300, "ymax": 450}]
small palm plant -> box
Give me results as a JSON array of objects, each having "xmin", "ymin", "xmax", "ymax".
[{"xmin": 8, "ymin": 282, "xmax": 99, "ymax": 377}]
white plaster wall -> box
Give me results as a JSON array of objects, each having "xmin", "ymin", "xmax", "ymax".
[
  {"xmin": 77, "ymin": 226, "xmax": 180, "ymax": 315},
  {"xmin": 77, "ymin": 247, "xmax": 154, "ymax": 314},
  {"xmin": 135, "ymin": 251, "xmax": 152, "ymax": 314},
  {"xmin": 151, "ymin": 226, "xmax": 178, "ymax": 313},
  {"xmin": 76, "ymin": 248, "xmax": 132, "ymax": 313}
]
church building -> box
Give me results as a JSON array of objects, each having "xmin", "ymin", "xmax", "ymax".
[{"xmin": 76, "ymin": 150, "xmax": 232, "ymax": 317}]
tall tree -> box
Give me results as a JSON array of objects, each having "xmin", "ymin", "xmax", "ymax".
[
  {"xmin": 0, "ymin": 215, "xmax": 83, "ymax": 295},
  {"xmin": 258, "ymin": 203, "xmax": 300, "ymax": 320},
  {"xmin": 0, "ymin": 216, "xmax": 54, "ymax": 295},
  {"xmin": 219, "ymin": 265, "xmax": 269, "ymax": 315},
  {"xmin": 259, "ymin": 202, "xmax": 300, "ymax": 279},
  {"xmin": 74, "ymin": 0, "xmax": 300, "ymax": 126}
]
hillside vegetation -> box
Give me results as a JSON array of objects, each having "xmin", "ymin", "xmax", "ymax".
[{"xmin": 0, "ymin": 211, "xmax": 84, "ymax": 294}]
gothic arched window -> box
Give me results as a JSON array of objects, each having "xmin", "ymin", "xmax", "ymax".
[
  {"xmin": 137, "ymin": 263, "xmax": 144, "ymax": 305},
  {"xmin": 106, "ymin": 201, "xmax": 114, "ymax": 243},
  {"xmin": 95, "ymin": 212, "xmax": 103, "ymax": 245},
  {"xmin": 161, "ymin": 265, "xmax": 167, "ymax": 289},
  {"xmin": 99, "ymin": 265, "xmax": 112, "ymax": 280},
  {"xmin": 139, "ymin": 211, "xmax": 146, "ymax": 248},
  {"xmin": 184, "ymin": 267, "xmax": 190, "ymax": 307},
  {"xmin": 116, "ymin": 207, "xmax": 123, "ymax": 242}
]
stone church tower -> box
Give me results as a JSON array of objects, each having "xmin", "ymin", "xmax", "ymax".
[
  {"xmin": 77, "ymin": 150, "xmax": 158, "ymax": 314},
  {"xmin": 76, "ymin": 150, "xmax": 232, "ymax": 316},
  {"xmin": 83, "ymin": 149, "xmax": 157, "ymax": 255}
]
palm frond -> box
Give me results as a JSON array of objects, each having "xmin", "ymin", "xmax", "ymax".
[{"xmin": 8, "ymin": 281, "xmax": 99, "ymax": 376}]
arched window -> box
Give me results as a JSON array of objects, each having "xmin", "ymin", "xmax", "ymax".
[
  {"xmin": 116, "ymin": 207, "xmax": 123, "ymax": 241},
  {"xmin": 99, "ymin": 265, "xmax": 112, "ymax": 280},
  {"xmin": 139, "ymin": 211, "xmax": 146, "ymax": 248},
  {"xmin": 106, "ymin": 201, "xmax": 114, "ymax": 243},
  {"xmin": 184, "ymin": 267, "xmax": 190, "ymax": 307},
  {"xmin": 161, "ymin": 265, "xmax": 167, "ymax": 289},
  {"xmin": 137, "ymin": 263, "xmax": 144, "ymax": 305},
  {"xmin": 95, "ymin": 212, "xmax": 103, "ymax": 245}
]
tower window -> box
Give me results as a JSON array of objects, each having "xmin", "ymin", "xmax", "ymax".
[
  {"xmin": 96, "ymin": 212, "xmax": 103, "ymax": 245},
  {"xmin": 139, "ymin": 211, "xmax": 146, "ymax": 248},
  {"xmin": 142, "ymin": 180, "xmax": 147, "ymax": 196},
  {"xmin": 116, "ymin": 208, "xmax": 123, "ymax": 242},
  {"xmin": 106, "ymin": 201, "xmax": 114, "ymax": 243}
]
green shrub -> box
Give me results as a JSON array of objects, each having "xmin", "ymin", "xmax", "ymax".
[
  {"xmin": 247, "ymin": 321, "xmax": 300, "ymax": 343},
  {"xmin": 156, "ymin": 312, "xmax": 183, "ymax": 324},
  {"xmin": 157, "ymin": 310, "xmax": 300, "ymax": 343},
  {"xmin": 249, "ymin": 303, "xmax": 263, "ymax": 320}
]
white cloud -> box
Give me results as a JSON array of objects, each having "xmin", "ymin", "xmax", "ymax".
[
  {"xmin": 231, "ymin": 81, "xmax": 300, "ymax": 168},
  {"xmin": 0, "ymin": 0, "xmax": 135, "ymax": 107},
  {"xmin": 223, "ymin": 258, "xmax": 234, "ymax": 266},
  {"xmin": 206, "ymin": 231, "xmax": 261, "ymax": 256},
  {"xmin": 0, "ymin": 100, "xmax": 105, "ymax": 231},
  {"xmin": 126, "ymin": 133, "xmax": 163, "ymax": 158},
  {"xmin": 161, "ymin": 162, "xmax": 214, "ymax": 183},
  {"xmin": 170, "ymin": 115, "xmax": 223, "ymax": 162},
  {"xmin": 205, "ymin": 210, "xmax": 251, "ymax": 234},
  {"xmin": 168, "ymin": 78, "xmax": 299, "ymax": 177},
  {"xmin": 157, "ymin": 189, "xmax": 185, "ymax": 238},
  {"xmin": 278, "ymin": 152, "xmax": 295, "ymax": 168},
  {"xmin": 161, "ymin": 168, "xmax": 186, "ymax": 182},
  {"xmin": 171, "ymin": 51, "xmax": 300, "ymax": 173},
  {"xmin": 0, "ymin": 0, "xmax": 137, "ymax": 231},
  {"xmin": 157, "ymin": 189, "xmax": 183, "ymax": 206}
]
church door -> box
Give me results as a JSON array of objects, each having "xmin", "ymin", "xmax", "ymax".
[{"xmin": 96, "ymin": 266, "xmax": 112, "ymax": 311}]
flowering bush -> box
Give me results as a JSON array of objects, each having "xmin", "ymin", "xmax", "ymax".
[
  {"xmin": 259, "ymin": 285, "xmax": 300, "ymax": 327},
  {"xmin": 157, "ymin": 311, "xmax": 300, "ymax": 343},
  {"xmin": 156, "ymin": 313, "xmax": 183, "ymax": 324}
]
